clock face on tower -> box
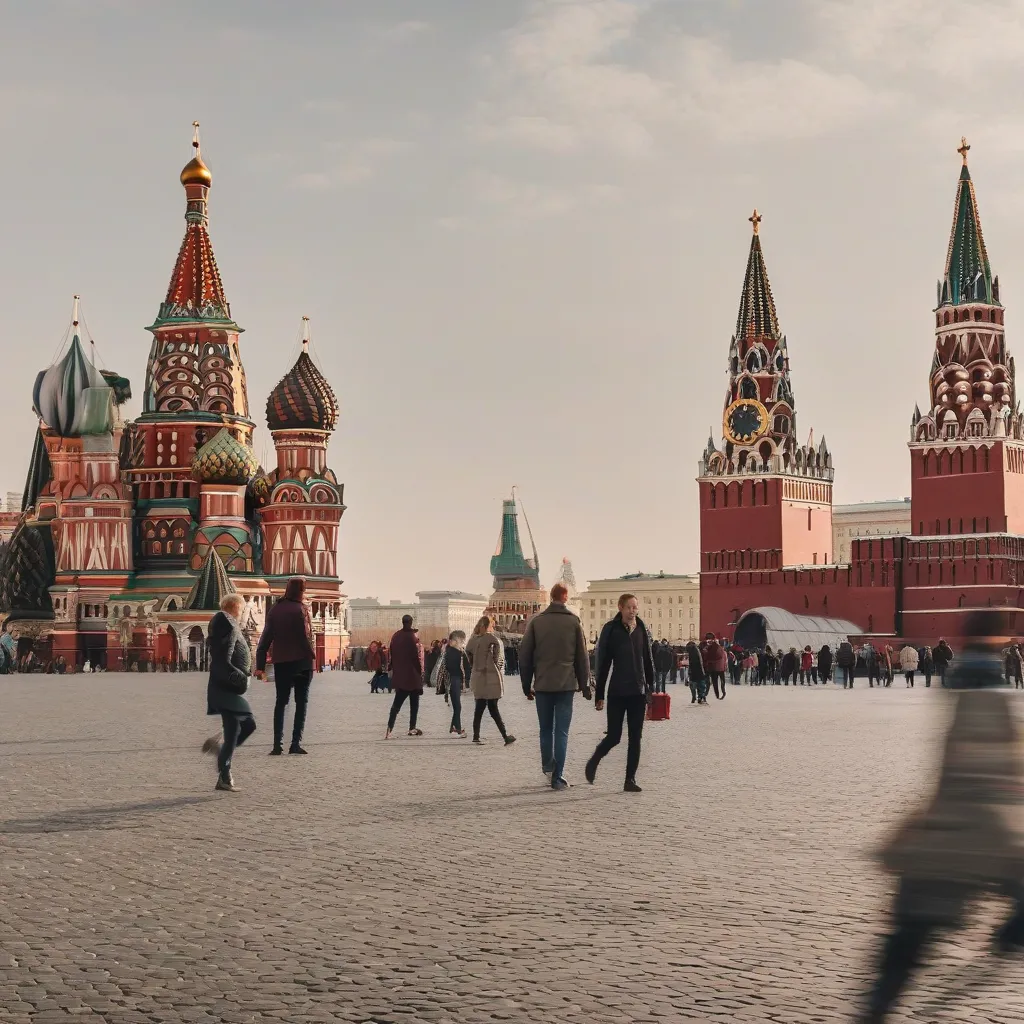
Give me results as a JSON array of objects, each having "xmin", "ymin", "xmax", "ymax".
[{"xmin": 723, "ymin": 398, "xmax": 769, "ymax": 445}]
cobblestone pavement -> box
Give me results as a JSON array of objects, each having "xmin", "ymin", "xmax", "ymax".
[{"xmin": 2, "ymin": 673, "xmax": 1023, "ymax": 1023}]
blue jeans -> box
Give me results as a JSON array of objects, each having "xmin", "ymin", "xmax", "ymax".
[
  {"xmin": 655, "ymin": 670, "xmax": 667, "ymax": 693},
  {"xmin": 535, "ymin": 690, "xmax": 574, "ymax": 783}
]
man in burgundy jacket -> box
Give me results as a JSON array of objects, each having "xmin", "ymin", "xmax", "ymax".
[
  {"xmin": 256, "ymin": 578, "xmax": 316, "ymax": 755},
  {"xmin": 385, "ymin": 615, "xmax": 425, "ymax": 738}
]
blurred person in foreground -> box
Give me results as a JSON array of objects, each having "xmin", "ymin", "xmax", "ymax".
[{"xmin": 858, "ymin": 609, "xmax": 1024, "ymax": 1023}]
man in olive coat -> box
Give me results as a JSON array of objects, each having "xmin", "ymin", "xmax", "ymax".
[{"xmin": 519, "ymin": 583, "xmax": 591, "ymax": 790}]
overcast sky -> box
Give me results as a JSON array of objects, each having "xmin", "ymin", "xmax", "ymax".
[{"xmin": 2, "ymin": 0, "xmax": 1024, "ymax": 600}]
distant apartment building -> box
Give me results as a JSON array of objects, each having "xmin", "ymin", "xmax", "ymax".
[
  {"xmin": 6, "ymin": 492, "xmax": 22, "ymax": 513},
  {"xmin": 347, "ymin": 591, "xmax": 489, "ymax": 648},
  {"xmin": 579, "ymin": 572, "xmax": 700, "ymax": 645},
  {"xmin": 832, "ymin": 499, "xmax": 913, "ymax": 565}
]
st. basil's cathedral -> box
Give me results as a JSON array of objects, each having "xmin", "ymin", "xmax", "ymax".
[
  {"xmin": 0, "ymin": 125, "xmax": 347, "ymax": 669},
  {"xmin": 700, "ymin": 139, "xmax": 1024, "ymax": 645}
]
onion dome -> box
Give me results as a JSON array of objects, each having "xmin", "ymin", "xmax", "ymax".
[
  {"xmin": 180, "ymin": 121, "xmax": 212, "ymax": 187},
  {"xmin": 266, "ymin": 317, "xmax": 339, "ymax": 432},
  {"xmin": 191, "ymin": 427, "xmax": 258, "ymax": 485},
  {"xmin": 32, "ymin": 296, "xmax": 115, "ymax": 437}
]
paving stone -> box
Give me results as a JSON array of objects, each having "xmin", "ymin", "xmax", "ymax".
[{"xmin": 2, "ymin": 674, "xmax": 1024, "ymax": 1021}]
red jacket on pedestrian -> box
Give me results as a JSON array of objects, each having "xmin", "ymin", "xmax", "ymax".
[
  {"xmin": 389, "ymin": 625, "xmax": 425, "ymax": 692},
  {"xmin": 800, "ymin": 649, "xmax": 813, "ymax": 671},
  {"xmin": 704, "ymin": 639, "xmax": 728, "ymax": 673}
]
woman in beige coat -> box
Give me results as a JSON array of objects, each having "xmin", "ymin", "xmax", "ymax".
[{"xmin": 466, "ymin": 615, "xmax": 516, "ymax": 746}]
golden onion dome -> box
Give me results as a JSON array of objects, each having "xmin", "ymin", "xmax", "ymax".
[
  {"xmin": 180, "ymin": 120, "xmax": 212, "ymax": 187},
  {"xmin": 192, "ymin": 428, "xmax": 258, "ymax": 485},
  {"xmin": 180, "ymin": 155, "xmax": 212, "ymax": 187}
]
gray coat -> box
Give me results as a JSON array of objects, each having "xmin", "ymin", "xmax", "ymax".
[
  {"xmin": 206, "ymin": 611, "xmax": 253, "ymax": 716},
  {"xmin": 466, "ymin": 632, "xmax": 504, "ymax": 700}
]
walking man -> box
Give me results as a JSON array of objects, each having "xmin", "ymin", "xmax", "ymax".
[
  {"xmin": 933, "ymin": 638, "xmax": 954, "ymax": 686},
  {"xmin": 519, "ymin": 583, "xmax": 591, "ymax": 791},
  {"xmin": 256, "ymin": 577, "xmax": 316, "ymax": 756},
  {"xmin": 385, "ymin": 615, "xmax": 425, "ymax": 738},
  {"xmin": 586, "ymin": 593, "xmax": 654, "ymax": 792}
]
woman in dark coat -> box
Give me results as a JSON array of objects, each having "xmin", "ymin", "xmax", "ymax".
[
  {"xmin": 203, "ymin": 594, "xmax": 256, "ymax": 792},
  {"xmin": 256, "ymin": 577, "xmax": 316, "ymax": 755},
  {"xmin": 817, "ymin": 644, "xmax": 833, "ymax": 684}
]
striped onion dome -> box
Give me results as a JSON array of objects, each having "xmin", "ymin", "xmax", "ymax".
[
  {"xmin": 32, "ymin": 332, "xmax": 114, "ymax": 438},
  {"xmin": 266, "ymin": 322, "xmax": 338, "ymax": 432},
  {"xmin": 191, "ymin": 427, "xmax": 258, "ymax": 485}
]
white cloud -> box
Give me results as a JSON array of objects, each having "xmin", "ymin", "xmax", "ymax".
[
  {"xmin": 292, "ymin": 137, "xmax": 409, "ymax": 189},
  {"xmin": 471, "ymin": 171, "xmax": 620, "ymax": 219},
  {"xmin": 381, "ymin": 19, "xmax": 432, "ymax": 40},
  {"xmin": 476, "ymin": 0, "xmax": 903, "ymax": 158}
]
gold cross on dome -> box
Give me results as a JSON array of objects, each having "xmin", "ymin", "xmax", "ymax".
[
  {"xmin": 958, "ymin": 136, "xmax": 970, "ymax": 164},
  {"xmin": 749, "ymin": 209, "xmax": 762, "ymax": 235}
]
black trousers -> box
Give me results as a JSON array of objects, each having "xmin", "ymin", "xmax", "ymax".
[
  {"xmin": 219, "ymin": 712, "xmax": 256, "ymax": 777},
  {"xmin": 866, "ymin": 880, "xmax": 1024, "ymax": 1019},
  {"xmin": 472, "ymin": 698, "xmax": 507, "ymax": 739},
  {"xmin": 709, "ymin": 670, "xmax": 726, "ymax": 698},
  {"xmin": 388, "ymin": 689, "xmax": 420, "ymax": 731},
  {"xmin": 273, "ymin": 662, "xmax": 313, "ymax": 749},
  {"xmin": 589, "ymin": 694, "xmax": 646, "ymax": 781}
]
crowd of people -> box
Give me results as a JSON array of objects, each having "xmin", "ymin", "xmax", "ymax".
[{"xmin": 202, "ymin": 581, "xmax": 656, "ymax": 794}]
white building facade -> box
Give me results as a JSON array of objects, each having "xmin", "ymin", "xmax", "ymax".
[
  {"xmin": 832, "ymin": 499, "xmax": 913, "ymax": 565},
  {"xmin": 579, "ymin": 572, "xmax": 700, "ymax": 645},
  {"xmin": 347, "ymin": 591, "xmax": 489, "ymax": 647}
]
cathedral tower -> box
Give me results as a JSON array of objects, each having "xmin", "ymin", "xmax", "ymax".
[
  {"xmin": 486, "ymin": 493, "xmax": 545, "ymax": 634},
  {"xmin": 126, "ymin": 123, "xmax": 255, "ymax": 568},
  {"xmin": 698, "ymin": 212, "xmax": 834, "ymax": 593},
  {"xmin": 261, "ymin": 317, "xmax": 345, "ymax": 580}
]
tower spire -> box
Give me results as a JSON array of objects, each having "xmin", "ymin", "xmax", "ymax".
[
  {"xmin": 155, "ymin": 122, "xmax": 231, "ymax": 325},
  {"xmin": 302, "ymin": 315, "xmax": 310, "ymax": 353},
  {"xmin": 735, "ymin": 210, "xmax": 780, "ymax": 341},
  {"xmin": 941, "ymin": 137, "xmax": 996, "ymax": 307}
]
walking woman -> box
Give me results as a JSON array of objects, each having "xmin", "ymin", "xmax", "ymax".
[
  {"xmin": 445, "ymin": 630, "xmax": 470, "ymax": 737},
  {"xmin": 203, "ymin": 594, "xmax": 256, "ymax": 792},
  {"xmin": 466, "ymin": 615, "xmax": 516, "ymax": 746},
  {"xmin": 256, "ymin": 577, "xmax": 316, "ymax": 755}
]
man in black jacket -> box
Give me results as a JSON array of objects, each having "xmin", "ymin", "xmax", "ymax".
[{"xmin": 585, "ymin": 594, "xmax": 654, "ymax": 793}]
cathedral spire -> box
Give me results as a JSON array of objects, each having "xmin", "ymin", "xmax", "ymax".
[
  {"xmin": 941, "ymin": 137, "xmax": 997, "ymax": 307},
  {"xmin": 155, "ymin": 122, "xmax": 233, "ymax": 326},
  {"xmin": 735, "ymin": 209, "xmax": 781, "ymax": 341}
]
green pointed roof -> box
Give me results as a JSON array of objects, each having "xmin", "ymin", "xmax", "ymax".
[
  {"xmin": 185, "ymin": 547, "xmax": 237, "ymax": 611},
  {"xmin": 489, "ymin": 497, "xmax": 540, "ymax": 585},
  {"xmin": 941, "ymin": 140, "xmax": 997, "ymax": 307},
  {"xmin": 735, "ymin": 210, "xmax": 781, "ymax": 341}
]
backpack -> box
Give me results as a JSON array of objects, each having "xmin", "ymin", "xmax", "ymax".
[{"xmin": 431, "ymin": 650, "xmax": 449, "ymax": 694}]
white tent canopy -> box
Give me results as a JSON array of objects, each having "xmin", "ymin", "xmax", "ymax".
[{"xmin": 733, "ymin": 606, "xmax": 862, "ymax": 651}]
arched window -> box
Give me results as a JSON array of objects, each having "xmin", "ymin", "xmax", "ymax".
[{"xmin": 740, "ymin": 376, "xmax": 758, "ymax": 399}]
